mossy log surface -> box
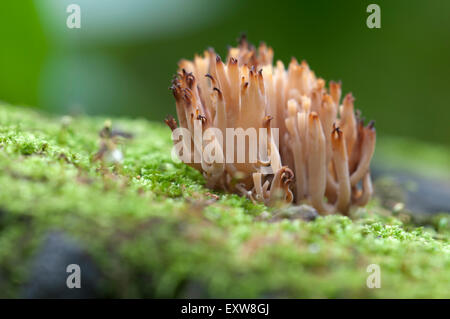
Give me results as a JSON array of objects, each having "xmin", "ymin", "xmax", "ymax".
[{"xmin": 0, "ymin": 104, "xmax": 448, "ymax": 298}]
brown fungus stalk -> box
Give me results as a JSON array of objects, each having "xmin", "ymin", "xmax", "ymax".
[{"xmin": 167, "ymin": 36, "xmax": 376, "ymax": 214}]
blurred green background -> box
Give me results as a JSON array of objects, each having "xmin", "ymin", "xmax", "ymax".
[{"xmin": 0, "ymin": 0, "xmax": 449, "ymax": 145}]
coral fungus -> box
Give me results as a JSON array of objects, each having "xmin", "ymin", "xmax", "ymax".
[{"xmin": 167, "ymin": 36, "xmax": 376, "ymax": 214}]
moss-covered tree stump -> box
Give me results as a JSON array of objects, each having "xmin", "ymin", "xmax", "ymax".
[{"xmin": 0, "ymin": 104, "xmax": 448, "ymax": 298}]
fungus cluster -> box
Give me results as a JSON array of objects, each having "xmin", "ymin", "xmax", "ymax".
[{"xmin": 167, "ymin": 36, "xmax": 376, "ymax": 214}]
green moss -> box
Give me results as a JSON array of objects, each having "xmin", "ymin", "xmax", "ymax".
[{"xmin": 0, "ymin": 103, "xmax": 449, "ymax": 298}]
